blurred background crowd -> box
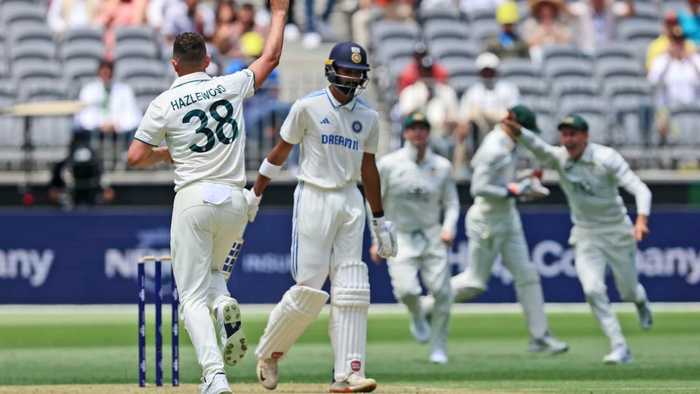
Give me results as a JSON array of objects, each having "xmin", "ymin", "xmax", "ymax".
[{"xmin": 0, "ymin": 0, "xmax": 699, "ymax": 206}]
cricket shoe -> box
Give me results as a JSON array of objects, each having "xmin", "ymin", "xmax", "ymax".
[
  {"xmin": 329, "ymin": 373, "xmax": 377, "ymax": 393},
  {"xmin": 409, "ymin": 313, "xmax": 431, "ymax": 344},
  {"xmin": 199, "ymin": 373, "xmax": 232, "ymax": 394},
  {"xmin": 636, "ymin": 301, "xmax": 653, "ymax": 331},
  {"xmin": 529, "ymin": 333, "xmax": 569, "ymax": 355},
  {"xmin": 216, "ymin": 298, "xmax": 247, "ymax": 366},
  {"xmin": 603, "ymin": 345, "xmax": 633, "ymax": 365},
  {"xmin": 429, "ymin": 348, "xmax": 448, "ymax": 364},
  {"xmin": 257, "ymin": 358, "xmax": 279, "ymax": 390}
]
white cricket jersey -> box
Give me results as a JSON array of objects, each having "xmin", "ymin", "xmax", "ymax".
[
  {"xmin": 280, "ymin": 88, "xmax": 379, "ymax": 189},
  {"xmin": 519, "ymin": 129, "xmax": 652, "ymax": 228},
  {"xmin": 134, "ymin": 70, "xmax": 255, "ymax": 191},
  {"xmin": 378, "ymin": 145, "xmax": 460, "ymax": 234},
  {"xmin": 469, "ymin": 126, "xmax": 520, "ymax": 217}
]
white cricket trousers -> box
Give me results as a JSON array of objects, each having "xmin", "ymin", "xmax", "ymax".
[
  {"xmin": 388, "ymin": 225, "xmax": 451, "ymax": 351},
  {"xmin": 170, "ymin": 182, "xmax": 248, "ymax": 380},
  {"xmin": 570, "ymin": 221, "xmax": 648, "ymax": 349},
  {"xmin": 293, "ymin": 181, "xmax": 371, "ymax": 381},
  {"xmin": 452, "ymin": 207, "xmax": 549, "ymax": 339}
]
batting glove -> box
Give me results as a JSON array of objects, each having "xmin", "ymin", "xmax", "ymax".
[
  {"xmin": 370, "ymin": 217, "xmax": 397, "ymax": 258},
  {"xmin": 242, "ymin": 188, "xmax": 262, "ymax": 222}
]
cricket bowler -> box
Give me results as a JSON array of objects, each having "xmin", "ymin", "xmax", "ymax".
[{"xmin": 126, "ymin": 0, "xmax": 289, "ymax": 390}]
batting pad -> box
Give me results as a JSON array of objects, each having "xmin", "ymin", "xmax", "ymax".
[
  {"xmin": 255, "ymin": 285, "xmax": 329, "ymax": 360},
  {"xmin": 330, "ymin": 261, "xmax": 370, "ymax": 381}
]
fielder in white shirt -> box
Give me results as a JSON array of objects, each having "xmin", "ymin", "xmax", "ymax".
[
  {"xmin": 424, "ymin": 105, "xmax": 569, "ymax": 355},
  {"xmin": 370, "ymin": 112, "xmax": 459, "ymax": 365},
  {"xmin": 511, "ymin": 113, "xmax": 653, "ymax": 365},
  {"xmin": 126, "ymin": 1, "xmax": 289, "ymax": 390},
  {"xmin": 251, "ymin": 42, "xmax": 397, "ymax": 394}
]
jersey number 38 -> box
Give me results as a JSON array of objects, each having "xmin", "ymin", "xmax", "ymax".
[{"xmin": 183, "ymin": 99, "xmax": 238, "ymax": 153}]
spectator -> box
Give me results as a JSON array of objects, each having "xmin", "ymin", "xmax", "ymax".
[
  {"xmin": 302, "ymin": 0, "xmax": 339, "ymax": 49},
  {"xmin": 399, "ymin": 56, "xmax": 460, "ymax": 160},
  {"xmin": 212, "ymin": 0, "xmax": 239, "ymax": 56},
  {"xmin": 75, "ymin": 60, "xmax": 141, "ymax": 170},
  {"xmin": 96, "ymin": 0, "xmax": 148, "ymax": 58},
  {"xmin": 232, "ymin": 3, "xmax": 267, "ymax": 37},
  {"xmin": 680, "ymin": 0, "xmax": 700, "ymax": 45},
  {"xmin": 522, "ymin": 0, "xmax": 572, "ymax": 63},
  {"xmin": 485, "ymin": 1, "xmax": 530, "ymax": 60},
  {"xmin": 454, "ymin": 52, "xmax": 519, "ymax": 172},
  {"xmin": 569, "ymin": 0, "xmax": 635, "ymax": 54},
  {"xmin": 224, "ymin": 32, "xmax": 291, "ymax": 151},
  {"xmin": 647, "ymin": 11, "xmax": 696, "ymax": 70},
  {"xmin": 459, "ymin": 0, "xmax": 503, "ymax": 15},
  {"xmin": 47, "ymin": 0, "xmax": 101, "ymax": 36},
  {"xmin": 162, "ymin": 0, "xmax": 216, "ymax": 42},
  {"xmin": 648, "ymin": 26, "xmax": 700, "ymax": 142},
  {"xmin": 398, "ymin": 43, "xmax": 449, "ymax": 93}
]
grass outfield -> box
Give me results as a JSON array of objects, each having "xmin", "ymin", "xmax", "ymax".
[{"xmin": 0, "ymin": 307, "xmax": 699, "ymax": 393}]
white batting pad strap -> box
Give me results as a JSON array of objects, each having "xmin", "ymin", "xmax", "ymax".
[
  {"xmin": 255, "ymin": 285, "xmax": 329, "ymax": 361},
  {"xmin": 330, "ymin": 261, "xmax": 370, "ymax": 381},
  {"xmin": 331, "ymin": 287, "xmax": 370, "ymax": 306},
  {"xmin": 258, "ymin": 158, "xmax": 282, "ymax": 180}
]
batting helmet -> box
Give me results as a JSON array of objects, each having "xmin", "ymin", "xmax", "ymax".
[{"xmin": 324, "ymin": 42, "xmax": 370, "ymax": 93}]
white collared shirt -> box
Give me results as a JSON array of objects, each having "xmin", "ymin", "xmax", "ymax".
[
  {"xmin": 519, "ymin": 129, "xmax": 652, "ymax": 228},
  {"xmin": 75, "ymin": 79, "xmax": 141, "ymax": 133},
  {"xmin": 469, "ymin": 126, "xmax": 520, "ymax": 216},
  {"xmin": 377, "ymin": 145, "xmax": 460, "ymax": 234},
  {"xmin": 134, "ymin": 70, "xmax": 255, "ymax": 191},
  {"xmin": 280, "ymin": 88, "xmax": 380, "ymax": 189}
]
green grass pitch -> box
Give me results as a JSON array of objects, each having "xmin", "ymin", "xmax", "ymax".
[{"xmin": 0, "ymin": 307, "xmax": 698, "ymax": 393}]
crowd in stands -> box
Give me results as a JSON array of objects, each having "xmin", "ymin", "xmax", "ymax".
[
  {"xmin": 362, "ymin": 0, "xmax": 700, "ymax": 173},
  {"xmin": 2, "ymin": 0, "xmax": 700, "ymax": 204}
]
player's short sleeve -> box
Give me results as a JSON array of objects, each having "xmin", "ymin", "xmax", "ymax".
[
  {"xmin": 221, "ymin": 69, "xmax": 256, "ymax": 99},
  {"xmin": 364, "ymin": 117, "xmax": 379, "ymax": 154},
  {"xmin": 133, "ymin": 99, "xmax": 166, "ymax": 146},
  {"xmin": 279, "ymin": 100, "xmax": 307, "ymax": 144}
]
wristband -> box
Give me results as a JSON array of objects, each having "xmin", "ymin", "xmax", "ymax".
[
  {"xmin": 258, "ymin": 158, "xmax": 282, "ymax": 179},
  {"xmin": 372, "ymin": 210, "xmax": 384, "ymax": 218}
]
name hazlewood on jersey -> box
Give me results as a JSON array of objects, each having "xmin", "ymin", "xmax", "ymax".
[{"xmin": 170, "ymin": 85, "xmax": 227, "ymax": 111}]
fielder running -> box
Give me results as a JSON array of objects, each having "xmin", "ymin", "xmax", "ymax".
[
  {"xmin": 370, "ymin": 112, "xmax": 459, "ymax": 364},
  {"xmin": 251, "ymin": 42, "xmax": 397, "ymax": 393},
  {"xmin": 510, "ymin": 113, "xmax": 653, "ymax": 364},
  {"xmin": 424, "ymin": 105, "xmax": 568, "ymax": 354},
  {"xmin": 126, "ymin": 3, "xmax": 288, "ymax": 391}
]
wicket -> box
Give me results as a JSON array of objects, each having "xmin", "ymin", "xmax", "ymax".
[{"xmin": 137, "ymin": 255, "xmax": 179, "ymax": 387}]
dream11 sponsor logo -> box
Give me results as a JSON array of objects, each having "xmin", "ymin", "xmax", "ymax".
[
  {"xmin": 104, "ymin": 228, "xmax": 171, "ymax": 284},
  {"xmin": 0, "ymin": 249, "xmax": 54, "ymax": 287},
  {"xmin": 448, "ymin": 239, "xmax": 700, "ymax": 285}
]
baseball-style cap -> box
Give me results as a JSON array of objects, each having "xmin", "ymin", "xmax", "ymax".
[
  {"xmin": 403, "ymin": 112, "xmax": 431, "ymax": 129},
  {"xmin": 475, "ymin": 52, "xmax": 500, "ymax": 70},
  {"xmin": 496, "ymin": 1, "xmax": 519, "ymax": 25},
  {"xmin": 510, "ymin": 105, "xmax": 539, "ymax": 133},
  {"xmin": 557, "ymin": 114, "xmax": 589, "ymax": 132}
]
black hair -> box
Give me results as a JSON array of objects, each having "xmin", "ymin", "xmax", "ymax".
[{"xmin": 173, "ymin": 32, "xmax": 207, "ymax": 66}]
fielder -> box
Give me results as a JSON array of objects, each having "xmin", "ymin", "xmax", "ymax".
[
  {"xmin": 510, "ymin": 114, "xmax": 653, "ymax": 364},
  {"xmin": 126, "ymin": 3, "xmax": 288, "ymax": 391},
  {"xmin": 370, "ymin": 112, "xmax": 459, "ymax": 364},
  {"xmin": 424, "ymin": 105, "xmax": 569, "ymax": 354},
  {"xmin": 251, "ymin": 42, "xmax": 397, "ymax": 393}
]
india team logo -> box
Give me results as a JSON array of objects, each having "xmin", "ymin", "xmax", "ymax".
[
  {"xmin": 352, "ymin": 121, "xmax": 362, "ymax": 133},
  {"xmin": 351, "ymin": 47, "xmax": 362, "ymax": 64}
]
